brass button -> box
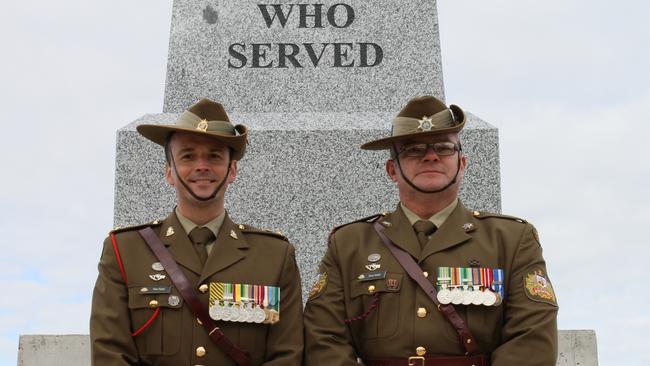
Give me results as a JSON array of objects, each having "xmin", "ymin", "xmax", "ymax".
[
  {"xmin": 368, "ymin": 285, "xmax": 376, "ymax": 294},
  {"xmin": 416, "ymin": 346, "xmax": 426, "ymax": 356},
  {"xmin": 417, "ymin": 307, "xmax": 427, "ymax": 318},
  {"xmin": 197, "ymin": 318, "xmax": 203, "ymax": 325},
  {"xmin": 148, "ymin": 299, "xmax": 159, "ymax": 308},
  {"xmin": 473, "ymin": 210, "xmax": 480, "ymax": 217},
  {"xmin": 196, "ymin": 346, "xmax": 206, "ymax": 357},
  {"xmin": 467, "ymin": 339, "xmax": 472, "ymax": 344},
  {"xmin": 423, "ymin": 271, "xmax": 429, "ymax": 278},
  {"xmin": 199, "ymin": 284, "xmax": 209, "ymax": 293}
]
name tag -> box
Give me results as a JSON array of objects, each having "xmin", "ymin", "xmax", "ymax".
[
  {"xmin": 140, "ymin": 286, "xmax": 172, "ymax": 294},
  {"xmin": 357, "ymin": 271, "xmax": 387, "ymax": 281}
]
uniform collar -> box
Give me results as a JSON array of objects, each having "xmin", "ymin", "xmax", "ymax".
[
  {"xmin": 400, "ymin": 198, "xmax": 458, "ymax": 228},
  {"xmin": 175, "ymin": 207, "xmax": 226, "ymax": 239}
]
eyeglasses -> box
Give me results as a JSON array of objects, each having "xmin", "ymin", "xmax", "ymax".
[{"xmin": 397, "ymin": 142, "xmax": 461, "ymax": 158}]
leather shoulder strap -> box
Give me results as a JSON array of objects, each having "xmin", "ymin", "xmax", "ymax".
[
  {"xmin": 138, "ymin": 227, "xmax": 251, "ymax": 366},
  {"xmin": 372, "ymin": 221, "xmax": 479, "ymax": 355}
]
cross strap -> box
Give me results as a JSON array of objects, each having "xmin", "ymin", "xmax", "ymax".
[
  {"xmin": 372, "ymin": 221, "xmax": 479, "ymax": 355},
  {"xmin": 138, "ymin": 227, "xmax": 251, "ymax": 366}
]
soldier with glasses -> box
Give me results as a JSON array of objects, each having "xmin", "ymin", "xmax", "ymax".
[{"xmin": 304, "ymin": 96, "xmax": 558, "ymax": 366}]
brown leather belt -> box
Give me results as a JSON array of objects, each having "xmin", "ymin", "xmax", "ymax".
[{"xmin": 365, "ymin": 354, "xmax": 489, "ymax": 366}]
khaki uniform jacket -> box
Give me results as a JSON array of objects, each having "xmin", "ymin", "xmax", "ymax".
[
  {"xmin": 90, "ymin": 211, "xmax": 304, "ymax": 365},
  {"xmin": 304, "ymin": 202, "xmax": 558, "ymax": 366}
]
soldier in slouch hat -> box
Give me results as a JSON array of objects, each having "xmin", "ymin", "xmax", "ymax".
[
  {"xmin": 304, "ymin": 96, "xmax": 558, "ymax": 366},
  {"xmin": 91, "ymin": 99, "xmax": 303, "ymax": 365}
]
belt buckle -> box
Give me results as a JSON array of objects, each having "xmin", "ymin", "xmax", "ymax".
[{"xmin": 408, "ymin": 356, "xmax": 425, "ymax": 366}]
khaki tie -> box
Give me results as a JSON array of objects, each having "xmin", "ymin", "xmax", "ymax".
[
  {"xmin": 413, "ymin": 220, "xmax": 437, "ymax": 249},
  {"xmin": 189, "ymin": 227, "xmax": 215, "ymax": 264}
]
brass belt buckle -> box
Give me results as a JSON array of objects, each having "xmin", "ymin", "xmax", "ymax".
[{"xmin": 408, "ymin": 356, "xmax": 425, "ymax": 366}]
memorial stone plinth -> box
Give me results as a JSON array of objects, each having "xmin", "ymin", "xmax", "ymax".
[
  {"xmin": 115, "ymin": 0, "xmax": 501, "ymax": 296},
  {"xmin": 164, "ymin": 0, "xmax": 445, "ymax": 112}
]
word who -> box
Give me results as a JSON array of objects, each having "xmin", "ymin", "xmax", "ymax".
[{"xmin": 228, "ymin": 3, "xmax": 384, "ymax": 69}]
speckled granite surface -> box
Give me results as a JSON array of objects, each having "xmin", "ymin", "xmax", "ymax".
[{"xmin": 163, "ymin": 0, "xmax": 445, "ymax": 112}]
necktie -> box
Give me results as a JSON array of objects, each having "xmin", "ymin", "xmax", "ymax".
[
  {"xmin": 189, "ymin": 227, "xmax": 215, "ymax": 264},
  {"xmin": 413, "ymin": 220, "xmax": 437, "ymax": 249}
]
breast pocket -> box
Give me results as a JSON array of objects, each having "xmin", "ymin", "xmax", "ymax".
[
  {"xmin": 128, "ymin": 286, "xmax": 183, "ymax": 356},
  {"xmin": 348, "ymin": 272, "xmax": 403, "ymax": 340}
]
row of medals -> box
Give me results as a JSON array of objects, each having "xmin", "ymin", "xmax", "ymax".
[
  {"xmin": 436, "ymin": 267, "xmax": 504, "ymax": 306},
  {"xmin": 209, "ymin": 302, "xmax": 279, "ymax": 324},
  {"xmin": 436, "ymin": 286, "xmax": 503, "ymax": 306}
]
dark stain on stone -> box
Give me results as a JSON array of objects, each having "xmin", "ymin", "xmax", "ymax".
[{"xmin": 203, "ymin": 5, "xmax": 218, "ymax": 24}]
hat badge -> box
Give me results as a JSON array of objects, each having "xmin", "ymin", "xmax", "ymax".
[
  {"xmin": 196, "ymin": 119, "xmax": 209, "ymax": 132},
  {"xmin": 418, "ymin": 116, "xmax": 434, "ymax": 131}
]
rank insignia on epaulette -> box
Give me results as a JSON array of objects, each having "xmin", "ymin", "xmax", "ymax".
[{"xmin": 524, "ymin": 270, "xmax": 557, "ymax": 306}]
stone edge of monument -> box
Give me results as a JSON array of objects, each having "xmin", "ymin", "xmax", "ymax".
[{"xmin": 16, "ymin": 331, "xmax": 597, "ymax": 365}]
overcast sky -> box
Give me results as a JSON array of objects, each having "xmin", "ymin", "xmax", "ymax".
[{"xmin": 1, "ymin": 0, "xmax": 648, "ymax": 365}]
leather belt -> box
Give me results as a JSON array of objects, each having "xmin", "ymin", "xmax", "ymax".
[{"xmin": 365, "ymin": 354, "xmax": 489, "ymax": 366}]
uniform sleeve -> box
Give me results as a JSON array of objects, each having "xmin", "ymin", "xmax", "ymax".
[
  {"xmin": 303, "ymin": 235, "xmax": 359, "ymax": 366},
  {"xmin": 491, "ymin": 224, "xmax": 558, "ymax": 366},
  {"xmin": 261, "ymin": 243, "xmax": 304, "ymax": 365},
  {"xmin": 90, "ymin": 236, "xmax": 140, "ymax": 366}
]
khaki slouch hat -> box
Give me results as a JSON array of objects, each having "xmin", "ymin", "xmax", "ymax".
[
  {"xmin": 361, "ymin": 95, "xmax": 465, "ymax": 150},
  {"xmin": 137, "ymin": 98, "xmax": 248, "ymax": 160}
]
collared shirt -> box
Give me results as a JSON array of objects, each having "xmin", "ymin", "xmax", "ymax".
[
  {"xmin": 400, "ymin": 198, "xmax": 458, "ymax": 229},
  {"xmin": 175, "ymin": 208, "xmax": 226, "ymax": 255}
]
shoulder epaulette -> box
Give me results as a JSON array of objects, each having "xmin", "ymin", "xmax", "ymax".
[
  {"xmin": 471, "ymin": 210, "xmax": 527, "ymax": 224},
  {"xmin": 329, "ymin": 213, "xmax": 383, "ymax": 241},
  {"xmin": 237, "ymin": 224, "xmax": 289, "ymax": 241},
  {"xmin": 110, "ymin": 219, "xmax": 163, "ymax": 235}
]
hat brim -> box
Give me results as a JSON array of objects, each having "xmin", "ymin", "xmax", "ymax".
[
  {"xmin": 360, "ymin": 105, "xmax": 466, "ymax": 150},
  {"xmin": 136, "ymin": 124, "xmax": 248, "ymax": 161}
]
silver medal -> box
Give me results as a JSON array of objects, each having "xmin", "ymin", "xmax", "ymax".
[
  {"xmin": 471, "ymin": 289, "xmax": 484, "ymax": 306},
  {"xmin": 209, "ymin": 304, "xmax": 222, "ymax": 321},
  {"xmin": 482, "ymin": 290, "xmax": 497, "ymax": 306},
  {"xmin": 462, "ymin": 290, "xmax": 473, "ymax": 305},
  {"xmin": 450, "ymin": 288, "xmax": 464, "ymax": 305},
  {"xmin": 437, "ymin": 288, "xmax": 453, "ymax": 304},
  {"xmin": 253, "ymin": 306, "xmax": 266, "ymax": 324}
]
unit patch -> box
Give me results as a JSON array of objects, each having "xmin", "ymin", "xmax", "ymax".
[
  {"xmin": 308, "ymin": 272, "xmax": 328, "ymax": 301},
  {"xmin": 524, "ymin": 270, "xmax": 557, "ymax": 306}
]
